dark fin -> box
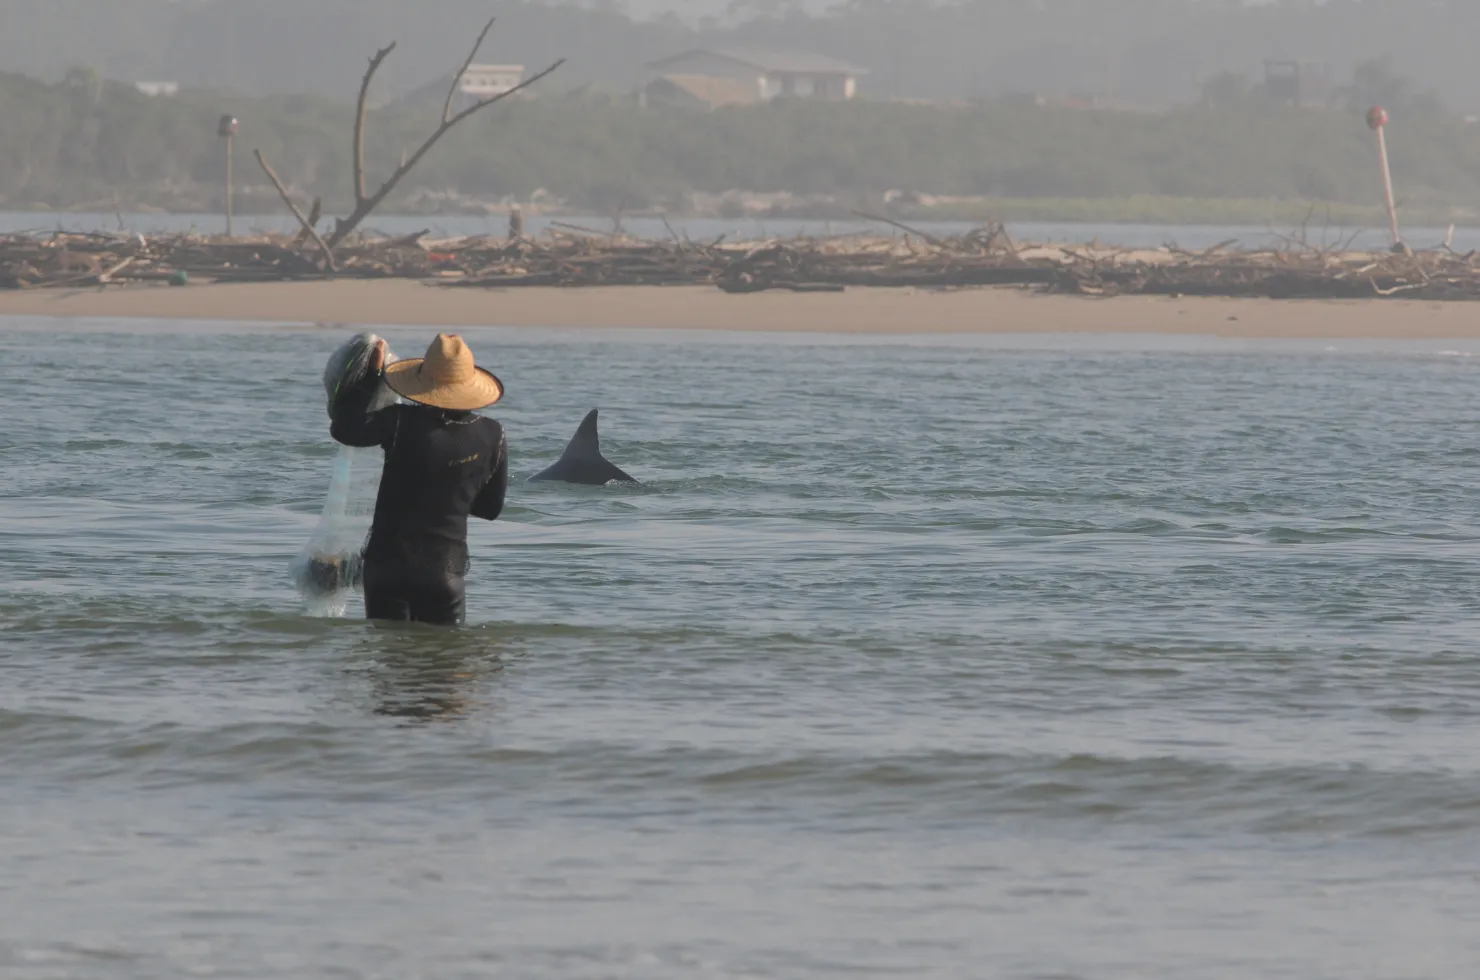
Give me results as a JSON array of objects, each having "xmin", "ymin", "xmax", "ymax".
[
  {"xmin": 566, "ymin": 409, "xmax": 602, "ymax": 460},
  {"xmin": 528, "ymin": 408, "xmax": 638, "ymax": 484}
]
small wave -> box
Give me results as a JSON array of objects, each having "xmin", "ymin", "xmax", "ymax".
[
  {"xmin": 150, "ymin": 441, "xmax": 213, "ymax": 460},
  {"xmin": 61, "ymin": 438, "xmax": 132, "ymax": 451},
  {"xmin": 332, "ymin": 746, "xmax": 1480, "ymax": 840},
  {"xmin": 1250, "ymin": 525, "xmax": 1398, "ymax": 544}
]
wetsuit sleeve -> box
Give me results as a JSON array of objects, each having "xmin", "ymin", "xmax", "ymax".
[
  {"xmin": 470, "ymin": 424, "xmax": 509, "ymax": 522},
  {"xmin": 329, "ymin": 372, "xmax": 394, "ymax": 448}
]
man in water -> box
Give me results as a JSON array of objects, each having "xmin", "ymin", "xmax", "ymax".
[{"xmin": 330, "ymin": 333, "xmax": 508, "ymax": 625}]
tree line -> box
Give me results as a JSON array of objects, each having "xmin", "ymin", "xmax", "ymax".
[{"xmin": 2, "ymin": 70, "xmax": 1478, "ymax": 220}]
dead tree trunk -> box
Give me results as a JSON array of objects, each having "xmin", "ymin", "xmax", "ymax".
[
  {"xmin": 254, "ymin": 151, "xmax": 337, "ymax": 272},
  {"xmin": 325, "ymin": 17, "xmax": 562, "ymax": 249},
  {"xmin": 253, "ymin": 16, "xmax": 563, "ymax": 262}
]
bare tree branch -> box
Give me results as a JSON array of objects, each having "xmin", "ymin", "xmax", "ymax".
[
  {"xmin": 354, "ymin": 44, "xmax": 397, "ymax": 206},
  {"xmin": 446, "ymin": 59, "xmax": 563, "ymax": 129},
  {"xmin": 444, "ymin": 17, "xmax": 497, "ymax": 126},
  {"xmin": 290, "ymin": 197, "xmax": 323, "ymax": 247},
  {"xmin": 253, "ymin": 150, "xmax": 338, "ymax": 273},
  {"xmin": 326, "ymin": 56, "xmax": 564, "ymax": 249},
  {"xmin": 852, "ymin": 209, "xmax": 950, "ymax": 249}
]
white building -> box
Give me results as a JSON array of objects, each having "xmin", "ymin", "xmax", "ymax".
[
  {"xmin": 458, "ymin": 64, "xmax": 525, "ymax": 100},
  {"xmin": 643, "ymin": 48, "xmax": 865, "ymax": 107},
  {"xmin": 402, "ymin": 64, "xmax": 526, "ymax": 112},
  {"xmin": 135, "ymin": 81, "xmax": 180, "ymax": 97}
]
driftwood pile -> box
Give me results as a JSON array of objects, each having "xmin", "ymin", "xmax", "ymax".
[
  {"xmin": 0, "ymin": 229, "xmax": 443, "ymax": 288},
  {"xmin": 4, "ymin": 224, "xmax": 1480, "ymax": 301},
  {"xmin": 705, "ymin": 228, "xmax": 1480, "ymax": 300},
  {"xmin": 1045, "ymin": 240, "xmax": 1480, "ymax": 301}
]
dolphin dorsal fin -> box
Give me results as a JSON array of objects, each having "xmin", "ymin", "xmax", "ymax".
[
  {"xmin": 528, "ymin": 408, "xmax": 637, "ymax": 484},
  {"xmin": 564, "ymin": 409, "xmax": 601, "ymax": 459}
]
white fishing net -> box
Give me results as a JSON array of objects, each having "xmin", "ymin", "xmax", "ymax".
[{"xmin": 291, "ymin": 332, "xmax": 399, "ymax": 615}]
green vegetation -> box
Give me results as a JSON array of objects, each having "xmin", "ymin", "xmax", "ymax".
[{"xmin": 2, "ymin": 70, "xmax": 1479, "ymax": 224}]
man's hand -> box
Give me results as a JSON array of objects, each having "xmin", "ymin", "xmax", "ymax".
[{"xmin": 369, "ymin": 339, "xmax": 387, "ymax": 374}]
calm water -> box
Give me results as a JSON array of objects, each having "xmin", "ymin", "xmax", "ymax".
[{"xmin": 4, "ymin": 321, "xmax": 1480, "ymax": 978}]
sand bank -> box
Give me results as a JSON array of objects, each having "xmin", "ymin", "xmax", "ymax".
[{"xmin": 1, "ymin": 281, "xmax": 1478, "ymax": 338}]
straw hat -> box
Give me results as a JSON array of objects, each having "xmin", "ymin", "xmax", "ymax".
[{"xmin": 383, "ymin": 333, "xmax": 503, "ymax": 411}]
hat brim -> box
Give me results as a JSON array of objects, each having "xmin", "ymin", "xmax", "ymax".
[{"xmin": 382, "ymin": 359, "xmax": 503, "ymax": 410}]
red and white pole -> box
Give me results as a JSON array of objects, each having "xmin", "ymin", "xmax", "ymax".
[{"xmin": 1366, "ymin": 105, "xmax": 1402, "ymax": 248}]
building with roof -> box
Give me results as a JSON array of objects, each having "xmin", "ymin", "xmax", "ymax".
[
  {"xmin": 642, "ymin": 48, "xmax": 865, "ymax": 108},
  {"xmin": 401, "ymin": 64, "xmax": 526, "ymax": 112},
  {"xmin": 644, "ymin": 74, "xmax": 760, "ymax": 110}
]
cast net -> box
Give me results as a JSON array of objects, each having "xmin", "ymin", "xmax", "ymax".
[{"xmin": 291, "ymin": 332, "xmax": 399, "ymax": 614}]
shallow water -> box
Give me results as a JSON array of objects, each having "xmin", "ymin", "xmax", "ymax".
[{"xmin": 4, "ymin": 322, "xmax": 1480, "ymax": 978}]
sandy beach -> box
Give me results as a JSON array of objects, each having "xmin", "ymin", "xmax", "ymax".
[{"xmin": 1, "ymin": 280, "xmax": 1478, "ymax": 338}]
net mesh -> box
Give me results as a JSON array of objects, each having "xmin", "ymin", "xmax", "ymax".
[{"xmin": 291, "ymin": 333, "xmax": 399, "ymax": 614}]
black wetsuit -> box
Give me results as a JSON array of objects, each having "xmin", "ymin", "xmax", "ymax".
[{"xmin": 330, "ymin": 371, "xmax": 508, "ymax": 625}]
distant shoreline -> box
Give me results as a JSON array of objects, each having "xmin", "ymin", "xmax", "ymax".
[{"xmin": 4, "ymin": 281, "xmax": 1479, "ymax": 339}]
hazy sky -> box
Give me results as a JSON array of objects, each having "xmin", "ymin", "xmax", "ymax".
[
  {"xmin": 619, "ymin": 0, "xmax": 836, "ymax": 23},
  {"xmin": 2, "ymin": 0, "xmax": 1475, "ymax": 111}
]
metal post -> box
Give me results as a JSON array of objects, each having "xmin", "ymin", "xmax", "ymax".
[
  {"xmin": 218, "ymin": 114, "xmax": 240, "ymax": 238},
  {"xmin": 1367, "ymin": 106, "xmax": 1401, "ymax": 248},
  {"xmin": 225, "ymin": 133, "xmax": 234, "ymax": 237}
]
